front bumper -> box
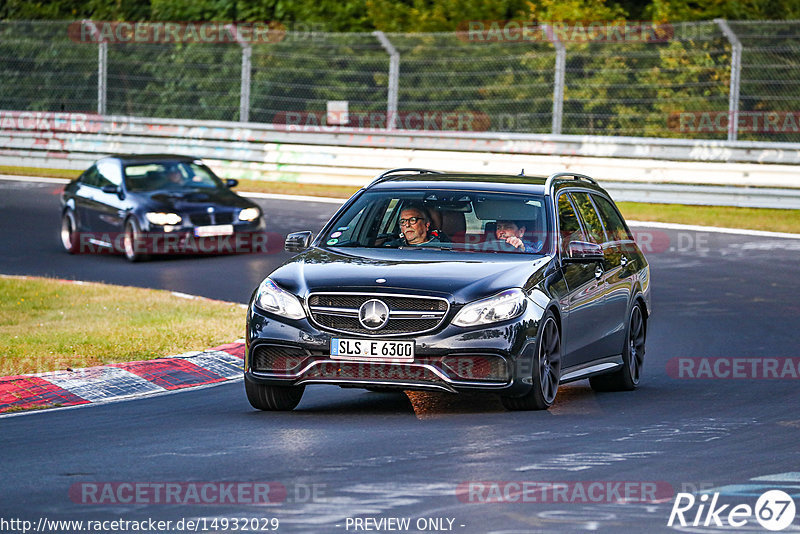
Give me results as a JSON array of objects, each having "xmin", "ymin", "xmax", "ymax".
[{"xmin": 245, "ymin": 301, "xmax": 543, "ymax": 396}]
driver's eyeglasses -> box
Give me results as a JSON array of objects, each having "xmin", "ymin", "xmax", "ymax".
[{"xmin": 399, "ymin": 217, "xmax": 425, "ymax": 226}]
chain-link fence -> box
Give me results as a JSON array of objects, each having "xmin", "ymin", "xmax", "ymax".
[{"xmin": 1, "ymin": 20, "xmax": 799, "ymax": 142}]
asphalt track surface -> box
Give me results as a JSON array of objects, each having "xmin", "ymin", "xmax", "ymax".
[{"xmin": 2, "ymin": 179, "xmax": 800, "ymax": 533}]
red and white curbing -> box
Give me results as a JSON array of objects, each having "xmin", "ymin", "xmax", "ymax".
[
  {"xmin": 0, "ymin": 342, "xmax": 245, "ymax": 414},
  {"xmin": 1, "ymin": 274, "xmax": 248, "ymax": 415}
]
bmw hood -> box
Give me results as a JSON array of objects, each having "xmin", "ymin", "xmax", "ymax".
[
  {"xmin": 269, "ymin": 247, "xmax": 551, "ymax": 304},
  {"xmin": 137, "ymin": 189, "xmax": 254, "ymax": 211}
]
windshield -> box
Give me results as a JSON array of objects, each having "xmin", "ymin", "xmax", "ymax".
[
  {"xmin": 123, "ymin": 161, "xmax": 225, "ymax": 192},
  {"xmin": 322, "ymin": 190, "xmax": 551, "ymax": 254}
]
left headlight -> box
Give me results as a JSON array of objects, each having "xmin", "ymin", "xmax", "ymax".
[
  {"xmin": 452, "ymin": 288, "xmax": 526, "ymax": 327},
  {"xmin": 254, "ymin": 278, "xmax": 306, "ymax": 320},
  {"xmin": 145, "ymin": 212, "xmax": 182, "ymax": 226},
  {"xmin": 239, "ymin": 207, "xmax": 260, "ymax": 222}
]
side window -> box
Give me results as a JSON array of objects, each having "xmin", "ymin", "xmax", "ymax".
[
  {"xmin": 96, "ymin": 160, "xmax": 122, "ymax": 188},
  {"xmin": 79, "ymin": 166, "xmax": 101, "ymax": 188},
  {"xmin": 557, "ymin": 193, "xmax": 585, "ymax": 254},
  {"xmin": 570, "ymin": 192, "xmax": 606, "ymax": 244},
  {"xmin": 593, "ymin": 195, "xmax": 633, "ymax": 242}
]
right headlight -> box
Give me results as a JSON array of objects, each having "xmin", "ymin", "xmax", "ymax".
[
  {"xmin": 254, "ymin": 278, "xmax": 306, "ymax": 320},
  {"xmin": 452, "ymin": 288, "xmax": 526, "ymax": 327}
]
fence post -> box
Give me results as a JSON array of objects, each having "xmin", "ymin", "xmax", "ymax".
[
  {"xmin": 715, "ymin": 19, "xmax": 742, "ymax": 142},
  {"xmin": 82, "ymin": 21, "xmax": 107, "ymax": 114},
  {"xmin": 373, "ymin": 31, "xmax": 399, "ymax": 130},
  {"xmin": 544, "ymin": 25, "xmax": 565, "ymax": 135},
  {"xmin": 98, "ymin": 41, "xmax": 107, "ymax": 115},
  {"xmin": 227, "ymin": 24, "xmax": 252, "ymax": 123}
]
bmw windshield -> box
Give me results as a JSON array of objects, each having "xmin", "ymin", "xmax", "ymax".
[
  {"xmin": 321, "ymin": 190, "xmax": 552, "ymax": 254},
  {"xmin": 123, "ymin": 161, "xmax": 225, "ymax": 192}
]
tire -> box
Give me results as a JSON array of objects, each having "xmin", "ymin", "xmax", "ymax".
[
  {"xmin": 501, "ymin": 310, "xmax": 561, "ymax": 411},
  {"xmin": 60, "ymin": 210, "xmax": 78, "ymax": 254},
  {"xmin": 123, "ymin": 218, "xmax": 149, "ymax": 262},
  {"xmin": 245, "ymin": 378, "xmax": 305, "ymax": 411},
  {"xmin": 590, "ymin": 301, "xmax": 646, "ymax": 392}
]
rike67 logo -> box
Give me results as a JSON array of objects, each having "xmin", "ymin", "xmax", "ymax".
[{"xmin": 668, "ymin": 490, "xmax": 796, "ymax": 531}]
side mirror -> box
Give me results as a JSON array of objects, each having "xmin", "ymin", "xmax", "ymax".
[
  {"xmin": 285, "ymin": 231, "xmax": 313, "ymax": 252},
  {"xmin": 564, "ymin": 241, "xmax": 604, "ymax": 263},
  {"xmin": 101, "ymin": 184, "xmax": 120, "ymax": 194},
  {"xmin": 225, "ymin": 179, "xmax": 239, "ymax": 188}
]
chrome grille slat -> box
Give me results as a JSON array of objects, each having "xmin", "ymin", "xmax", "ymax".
[{"xmin": 307, "ymin": 292, "xmax": 450, "ymax": 337}]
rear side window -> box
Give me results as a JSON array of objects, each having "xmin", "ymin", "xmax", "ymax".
[
  {"xmin": 557, "ymin": 193, "xmax": 585, "ymax": 253},
  {"xmin": 593, "ymin": 195, "xmax": 633, "ymax": 242},
  {"xmin": 570, "ymin": 192, "xmax": 606, "ymax": 244}
]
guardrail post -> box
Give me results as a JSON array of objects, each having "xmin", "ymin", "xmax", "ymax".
[
  {"xmin": 83, "ymin": 21, "xmax": 107, "ymax": 115},
  {"xmin": 544, "ymin": 25, "xmax": 565, "ymax": 135},
  {"xmin": 715, "ymin": 19, "xmax": 742, "ymax": 142},
  {"xmin": 373, "ymin": 31, "xmax": 400, "ymax": 130},
  {"xmin": 227, "ymin": 24, "xmax": 252, "ymax": 123}
]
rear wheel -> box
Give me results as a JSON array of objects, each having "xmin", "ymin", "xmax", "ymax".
[
  {"xmin": 245, "ymin": 378, "xmax": 305, "ymax": 411},
  {"xmin": 60, "ymin": 210, "xmax": 78, "ymax": 254},
  {"xmin": 590, "ymin": 302, "xmax": 646, "ymax": 392},
  {"xmin": 123, "ymin": 218, "xmax": 148, "ymax": 262},
  {"xmin": 501, "ymin": 311, "xmax": 561, "ymax": 411}
]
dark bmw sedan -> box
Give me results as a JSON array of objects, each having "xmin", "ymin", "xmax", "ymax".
[
  {"xmin": 245, "ymin": 169, "xmax": 651, "ymax": 411},
  {"xmin": 60, "ymin": 154, "xmax": 265, "ymax": 261}
]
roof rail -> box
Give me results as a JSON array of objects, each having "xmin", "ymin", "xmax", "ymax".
[
  {"xmin": 543, "ymin": 172, "xmax": 598, "ymax": 196},
  {"xmin": 367, "ymin": 168, "xmax": 444, "ymax": 188}
]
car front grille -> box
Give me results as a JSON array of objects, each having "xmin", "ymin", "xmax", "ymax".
[
  {"xmin": 307, "ymin": 293, "xmax": 449, "ymax": 337},
  {"xmin": 189, "ymin": 212, "xmax": 234, "ymax": 226}
]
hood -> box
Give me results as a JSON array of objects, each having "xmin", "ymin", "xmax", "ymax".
[
  {"xmin": 135, "ymin": 188, "xmax": 253, "ymax": 211},
  {"xmin": 269, "ymin": 247, "xmax": 552, "ymax": 304}
]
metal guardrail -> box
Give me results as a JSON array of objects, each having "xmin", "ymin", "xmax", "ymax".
[{"xmin": 2, "ymin": 112, "xmax": 800, "ymax": 208}]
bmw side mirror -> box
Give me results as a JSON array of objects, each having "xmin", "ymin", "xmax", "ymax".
[
  {"xmin": 565, "ymin": 241, "xmax": 604, "ymax": 263},
  {"xmin": 285, "ymin": 231, "xmax": 313, "ymax": 252},
  {"xmin": 226, "ymin": 179, "xmax": 239, "ymax": 188},
  {"xmin": 101, "ymin": 184, "xmax": 124, "ymax": 199}
]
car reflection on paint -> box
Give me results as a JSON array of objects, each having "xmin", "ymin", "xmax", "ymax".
[
  {"xmin": 60, "ymin": 154, "xmax": 265, "ymax": 261},
  {"xmin": 244, "ymin": 168, "xmax": 651, "ymax": 411}
]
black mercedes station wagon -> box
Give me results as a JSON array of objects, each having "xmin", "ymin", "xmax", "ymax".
[{"xmin": 245, "ymin": 169, "xmax": 650, "ymax": 411}]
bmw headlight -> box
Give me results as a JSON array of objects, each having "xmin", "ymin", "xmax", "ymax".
[
  {"xmin": 452, "ymin": 288, "xmax": 526, "ymax": 327},
  {"xmin": 254, "ymin": 278, "xmax": 306, "ymax": 319},
  {"xmin": 145, "ymin": 212, "xmax": 182, "ymax": 226},
  {"xmin": 239, "ymin": 207, "xmax": 260, "ymax": 222}
]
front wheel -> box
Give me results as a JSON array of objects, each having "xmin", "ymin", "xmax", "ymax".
[
  {"xmin": 501, "ymin": 311, "xmax": 561, "ymax": 411},
  {"xmin": 245, "ymin": 378, "xmax": 305, "ymax": 411},
  {"xmin": 60, "ymin": 210, "xmax": 78, "ymax": 254},
  {"xmin": 123, "ymin": 218, "xmax": 149, "ymax": 262},
  {"xmin": 590, "ymin": 302, "xmax": 646, "ymax": 392}
]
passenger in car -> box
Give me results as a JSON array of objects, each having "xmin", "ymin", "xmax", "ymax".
[
  {"xmin": 385, "ymin": 205, "xmax": 441, "ymax": 247},
  {"xmin": 495, "ymin": 220, "xmax": 543, "ymax": 253}
]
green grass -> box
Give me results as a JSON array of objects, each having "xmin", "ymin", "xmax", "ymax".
[
  {"xmin": 0, "ymin": 276, "xmax": 245, "ymax": 376},
  {"xmin": 3, "ymin": 165, "xmax": 799, "ymax": 233},
  {"xmin": 616, "ymin": 202, "xmax": 800, "ymax": 234}
]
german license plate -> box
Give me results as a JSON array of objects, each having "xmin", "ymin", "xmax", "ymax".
[
  {"xmin": 330, "ymin": 338, "xmax": 414, "ymax": 362},
  {"xmin": 194, "ymin": 224, "xmax": 234, "ymax": 237}
]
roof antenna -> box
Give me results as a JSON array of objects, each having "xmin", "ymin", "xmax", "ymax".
[{"xmin": 518, "ymin": 169, "xmax": 525, "ymax": 176}]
